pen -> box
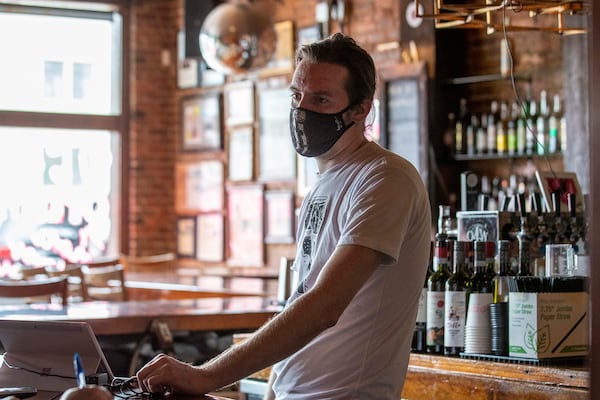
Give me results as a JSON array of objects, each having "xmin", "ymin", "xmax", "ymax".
[{"xmin": 73, "ymin": 352, "xmax": 86, "ymax": 388}]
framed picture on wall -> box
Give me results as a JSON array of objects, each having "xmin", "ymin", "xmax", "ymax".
[
  {"xmin": 226, "ymin": 184, "xmax": 264, "ymax": 266},
  {"xmin": 196, "ymin": 213, "xmax": 224, "ymax": 262},
  {"xmin": 259, "ymin": 20, "xmax": 295, "ymax": 77},
  {"xmin": 224, "ymin": 80, "xmax": 255, "ymax": 126},
  {"xmin": 181, "ymin": 91, "xmax": 222, "ymax": 151},
  {"xmin": 264, "ymin": 190, "xmax": 295, "ymax": 244},
  {"xmin": 176, "ymin": 216, "xmax": 196, "ymax": 258},
  {"xmin": 175, "ymin": 160, "xmax": 224, "ymax": 213},
  {"xmin": 227, "ymin": 125, "xmax": 254, "ymax": 182},
  {"xmin": 297, "ymin": 24, "xmax": 322, "ymax": 47},
  {"xmin": 257, "ymin": 84, "xmax": 296, "ymax": 181},
  {"xmin": 378, "ymin": 61, "xmax": 429, "ymax": 188}
]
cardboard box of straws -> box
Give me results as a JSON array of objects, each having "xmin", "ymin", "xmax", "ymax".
[{"xmin": 508, "ymin": 291, "xmax": 589, "ymax": 359}]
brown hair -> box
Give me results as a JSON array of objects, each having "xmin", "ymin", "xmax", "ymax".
[{"xmin": 295, "ymin": 32, "xmax": 376, "ymax": 105}]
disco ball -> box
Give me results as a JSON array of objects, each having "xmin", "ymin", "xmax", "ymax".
[{"xmin": 199, "ymin": 2, "xmax": 277, "ymax": 75}]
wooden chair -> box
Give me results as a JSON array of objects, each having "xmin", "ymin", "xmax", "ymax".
[
  {"xmin": 0, "ymin": 276, "xmax": 69, "ymax": 306},
  {"xmin": 17, "ymin": 266, "xmax": 49, "ymax": 280},
  {"xmin": 120, "ymin": 252, "xmax": 176, "ymax": 273},
  {"xmin": 45, "ymin": 263, "xmax": 87, "ymax": 302},
  {"xmin": 81, "ymin": 263, "xmax": 127, "ymax": 301},
  {"xmin": 83, "ymin": 257, "xmax": 124, "ymax": 269}
]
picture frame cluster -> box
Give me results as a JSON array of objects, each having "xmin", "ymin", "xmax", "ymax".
[{"xmin": 175, "ymin": 20, "xmax": 327, "ymax": 268}]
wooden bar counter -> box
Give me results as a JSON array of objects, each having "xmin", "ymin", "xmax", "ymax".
[{"xmin": 402, "ymin": 353, "xmax": 589, "ymax": 400}]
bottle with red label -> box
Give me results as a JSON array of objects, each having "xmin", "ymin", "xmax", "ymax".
[{"xmin": 426, "ymin": 237, "xmax": 451, "ymax": 354}]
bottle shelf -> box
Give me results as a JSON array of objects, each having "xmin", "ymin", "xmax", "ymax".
[
  {"xmin": 442, "ymin": 73, "xmax": 532, "ymax": 85},
  {"xmin": 453, "ymin": 152, "xmax": 562, "ymax": 162}
]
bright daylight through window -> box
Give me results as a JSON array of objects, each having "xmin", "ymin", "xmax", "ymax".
[{"xmin": 0, "ymin": 4, "xmax": 122, "ymax": 275}]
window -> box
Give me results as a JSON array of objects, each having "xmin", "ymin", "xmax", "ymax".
[{"xmin": 0, "ymin": 2, "xmax": 125, "ymax": 272}]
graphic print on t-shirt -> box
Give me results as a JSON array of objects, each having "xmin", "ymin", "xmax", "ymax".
[{"xmin": 295, "ymin": 195, "xmax": 327, "ymax": 295}]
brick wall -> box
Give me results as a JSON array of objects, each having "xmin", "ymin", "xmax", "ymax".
[
  {"xmin": 126, "ymin": 0, "xmax": 573, "ymax": 260},
  {"xmin": 125, "ymin": 0, "xmax": 409, "ymax": 261},
  {"xmin": 127, "ymin": 0, "xmax": 180, "ymax": 255}
]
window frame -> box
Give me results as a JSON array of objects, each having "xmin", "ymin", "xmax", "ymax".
[{"xmin": 0, "ymin": 0, "xmax": 130, "ymax": 254}]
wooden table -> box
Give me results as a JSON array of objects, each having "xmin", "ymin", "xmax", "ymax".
[
  {"xmin": 0, "ymin": 297, "xmax": 281, "ymax": 336},
  {"xmin": 124, "ymin": 280, "xmax": 267, "ymax": 300}
]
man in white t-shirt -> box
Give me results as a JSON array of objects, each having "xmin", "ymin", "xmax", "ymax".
[{"xmin": 137, "ymin": 33, "xmax": 432, "ymax": 400}]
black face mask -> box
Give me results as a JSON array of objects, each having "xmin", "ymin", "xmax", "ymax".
[{"xmin": 289, "ymin": 104, "xmax": 355, "ymax": 157}]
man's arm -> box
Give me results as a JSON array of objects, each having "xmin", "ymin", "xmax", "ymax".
[{"xmin": 137, "ymin": 244, "xmax": 386, "ymax": 395}]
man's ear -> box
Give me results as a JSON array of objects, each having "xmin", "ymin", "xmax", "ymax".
[{"xmin": 352, "ymin": 99, "xmax": 373, "ymax": 120}]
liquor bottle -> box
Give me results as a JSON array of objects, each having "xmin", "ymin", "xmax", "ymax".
[
  {"xmin": 455, "ymin": 98, "xmax": 470, "ymax": 155},
  {"xmin": 516, "ymin": 237, "xmax": 532, "ymax": 277},
  {"xmin": 443, "ymin": 112, "xmax": 457, "ymax": 156},
  {"xmin": 516, "ymin": 100, "xmax": 528, "ymax": 155},
  {"xmin": 476, "ymin": 112, "xmax": 488, "ymax": 155},
  {"xmin": 466, "ymin": 114, "xmax": 477, "ymax": 156},
  {"xmin": 525, "ymin": 98, "xmax": 537, "ymax": 155},
  {"xmin": 487, "ymin": 100, "xmax": 499, "ymax": 154},
  {"xmin": 495, "ymin": 101, "xmax": 508, "ymax": 155},
  {"xmin": 412, "ymin": 241, "xmax": 433, "ymax": 353},
  {"xmin": 506, "ymin": 101, "xmax": 519, "ymax": 156},
  {"xmin": 426, "ymin": 237, "xmax": 451, "ymax": 354},
  {"xmin": 548, "ymin": 93, "xmax": 562, "ymax": 153},
  {"xmin": 444, "ymin": 241, "xmax": 471, "ymax": 356},
  {"xmin": 464, "ymin": 241, "xmax": 494, "ymax": 355},
  {"xmin": 536, "ymin": 90, "xmax": 549, "ymax": 155},
  {"xmin": 559, "ymin": 101, "xmax": 568, "ymax": 153}
]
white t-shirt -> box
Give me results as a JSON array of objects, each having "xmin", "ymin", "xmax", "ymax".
[{"xmin": 272, "ymin": 142, "xmax": 432, "ymax": 399}]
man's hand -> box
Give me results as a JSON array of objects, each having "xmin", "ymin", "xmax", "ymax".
[{"xmin": 136, "ymin": 353, "xmax": 206, "ymax": 395}]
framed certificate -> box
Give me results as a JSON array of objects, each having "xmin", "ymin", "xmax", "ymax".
[
  {"xmin": 181, "ymin": 91, "xmax": 223, "ymax": 151},
  {"xmin": 226, "ymin": 184, "xmax": 264, "ymax": 266}
]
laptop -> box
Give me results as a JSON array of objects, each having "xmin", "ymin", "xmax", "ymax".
[{"xmin": 0, "ymin": 320, "xmax": 116, "ymax": 393}]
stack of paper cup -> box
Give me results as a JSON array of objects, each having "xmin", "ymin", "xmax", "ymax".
[{"xmin": 464, "ymin": 292, "xmax": 493, "ymax": 354}]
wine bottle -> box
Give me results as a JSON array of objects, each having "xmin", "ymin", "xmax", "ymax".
[
  {"xmin": 464, "ymin": 240, "xmax": 474, "ymax": 277},
  {"xmin": 484, "ymin": 240, "xmax": 496, "ymax": 281},
  {"xmin": 426, "ymin": 238, "xmax": 451, "ymax": 354},
  {"xmin": 493, "ymin": 240, "xmax": 512, "ymax": 304},
  {"xmin": 444, "ymin": 241, "xmax": 471, "ymax": 356},
  {"xmin": 491, "ymin": 240, "xmax": 512, "ymax": 356},
  {"xmin": 471, "ymin": 241, "xmax": 494, "ymax": 294},
  {"xmin": 516, "ymin": 237, "xmax": 532, "ymax": 277},
  {"xmin": 412, "ymin": 241, "xmax": 433, "ymax": 353},
  {"xmin": 464, "ymin": 241, "xmax": 494, "ymax": 355}
]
